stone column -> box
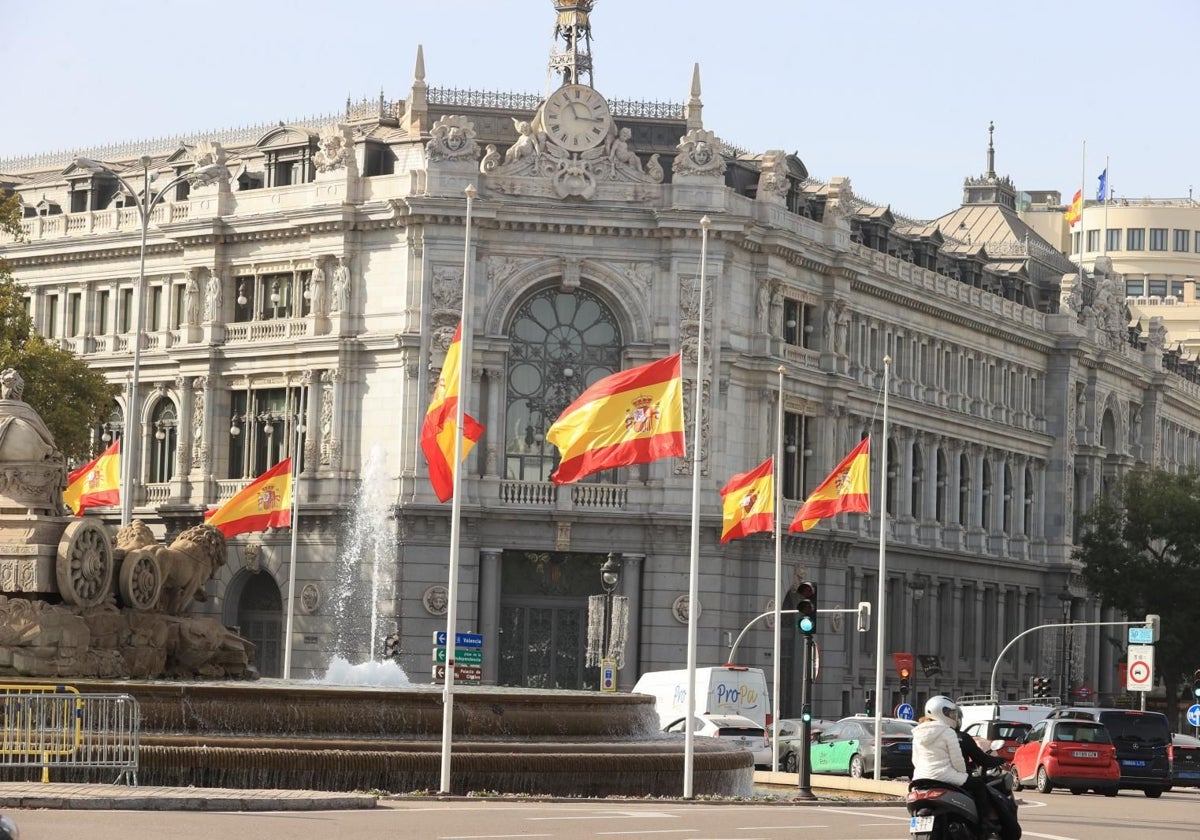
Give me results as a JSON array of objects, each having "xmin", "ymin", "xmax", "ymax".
[
  {"xmin": 617, "ymin": 553, "xmax": 644, "ymax": 691},
  {"xmin": 479, "ymin": 548, "xmax": 502, "ymax": 685}
]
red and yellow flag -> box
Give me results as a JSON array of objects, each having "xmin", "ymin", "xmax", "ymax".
[
  {"xmin": 205, "ymin": 458, "xmax": 293, "ymax": 537},
  {"xmin": 547, "ymin": 353, "xmax": 685, "ymax": 485},
  {"xmin": 788, "ymin": 438, "xmax": 870, "ymax": 533},
  {"xmin": 1065, "ymin": 189, "xmax": 1082, "ymax": 226},
  {"xmin": 720, "ymin": 457, "xmax": 774, "ymax": 544},
  {"xmin": 420, "ymin": 322, "xmax": 485, "ymax": 502},
  {"xmin": 62, "ymin": 439, "xmax": 120, "ymax": 515}
]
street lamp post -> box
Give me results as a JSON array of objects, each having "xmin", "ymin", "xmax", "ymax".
[
  {"xmin": 1058, "ymin": 590, "xmax": 1073, "ymax": 702},
  {"xmin": 74, "ymin": 156, "xmax": 226, "ymax": 525},
  {"xmin": 599, "ymin": 552, "xmax": 620, "ymax": 666}
]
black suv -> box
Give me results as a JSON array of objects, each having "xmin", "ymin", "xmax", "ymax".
[{"xmin": 1047, "ymin": 707, "xmax": 1172, "ymax": 796}]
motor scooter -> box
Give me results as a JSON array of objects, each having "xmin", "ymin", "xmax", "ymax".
[{"xmin": 906, "ymin": 739, "xmax": 1020, "ymax": 840}]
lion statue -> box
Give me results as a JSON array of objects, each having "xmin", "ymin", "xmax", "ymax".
[
  {"xmin": 156, "ymin": 524, "xmax": 228, "ymax": 615},
  {"xmin": 114, "ymin": 519, "xmax": 157, "ymax": 556}
]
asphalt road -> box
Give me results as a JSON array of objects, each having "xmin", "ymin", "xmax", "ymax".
[{"xmin": 7, "ymin": 786, "xmax": 1200, "ymax": 840}]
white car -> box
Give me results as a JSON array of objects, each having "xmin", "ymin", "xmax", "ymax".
[{"xmin": 664, "ymin": 714, "xmax": 772, "ymax": 768}]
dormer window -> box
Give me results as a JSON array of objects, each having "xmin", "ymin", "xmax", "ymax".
[
  {"xmin": 68, "ymin": 172, "xmax": 118, "ymax": 212},
  {"xmin": 266, "ymin": 144, "xmax": 314, "ymax": 187}
]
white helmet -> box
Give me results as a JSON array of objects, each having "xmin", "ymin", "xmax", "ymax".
[{"xmin": 925, "ymin": 695, "xmax": 962, "ymax": 729}]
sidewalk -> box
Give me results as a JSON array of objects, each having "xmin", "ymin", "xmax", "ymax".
[{"xmin": 0, "ymin": 782, "xmax": 378, "ymax": 811}]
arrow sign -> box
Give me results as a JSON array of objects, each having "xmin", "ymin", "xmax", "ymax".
[
  {"xmin": 433, "ymin": 664, "xmax": 482, "ymax": 683},
  {"xmin": 433, "ymin": 647, "xmax": 483, "ymax": 665},
  {"xmin": 433, "ymin": 631, "xmax": 484, "ymax": 649}
]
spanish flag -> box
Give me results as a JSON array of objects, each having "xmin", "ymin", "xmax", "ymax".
[
  {"xmin": 547, "ymin": 353, "xmax": 685, "ymax": 485},
  {"xmin": 420, "ymin": 321, "xmax": 485, "ymax": 502},
  {"xmin": 62, "ymin": 440, "xmax": 120, "ymax": 515},
  {"xmin": 788, "ymin": 438, "xmax": 870, "ymax": 533},
  {"xmin": 720, "ymin": 457, "xmax": 774, "ymax": 544},
  {"xmin": 1065, "ymin": 189, "xmax": 1082, "ymax": 226},
  {"xmin": 205, "ymin": 458, "xmax": 292, "ymax": 537}
]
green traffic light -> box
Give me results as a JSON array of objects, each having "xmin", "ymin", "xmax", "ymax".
[{"xmin": 798, "ymin": 616, "xmax": 814, "ymax": 633}]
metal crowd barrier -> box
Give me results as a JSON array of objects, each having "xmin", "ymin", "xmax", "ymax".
[{"xmin": 0, "ymin": 684, "xmax": 139, "ymax": 785}]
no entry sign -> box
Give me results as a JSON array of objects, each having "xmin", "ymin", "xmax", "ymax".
[{"xmin": 1127, "ymin": 644, "xmax": 1154, "ymax": 692}]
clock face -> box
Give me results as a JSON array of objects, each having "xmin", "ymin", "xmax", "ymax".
[{"xmin": 543, "ymin": 85, "xmax": 612, "ymax": 152}]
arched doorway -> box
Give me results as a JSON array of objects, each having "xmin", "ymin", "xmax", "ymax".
[{"xmin": 236, "ymin": 571, "xmax": 283, "ymax": 677}]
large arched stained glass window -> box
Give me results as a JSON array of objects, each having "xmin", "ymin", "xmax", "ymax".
[{"xmin": 506, "ymin": 287, "xmax": 622, "ymax": 482}]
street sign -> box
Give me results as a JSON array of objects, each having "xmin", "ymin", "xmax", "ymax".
[
  {"xmin": 433, "ymin": 647, "xmax": 483, "ymax": 665},
  {"xmin": 1187, "ymin": 704, "xmax": 1200, "ymax": 728},
  {"xmin": 1075, "ymin": 684, "xmax": 1094, "ymax": 700},
  {"xmin": 433, "ymin": 631, "xmax": 484, "ymax": 649},
  {"xmin": 1128, "ymin": 626, "xmax": 1153, "ymax": 644},
  {"xmin": 895, "ymin": 703, "xmax": 915, "ymax": 720},
  {"xmin": 433, "ymin": 664, "xmax": 482, "ymax": 683},
  {"xmin": 1127, "ymin": 644, "xmax": 1154, "ymax": 692},
  {"xmin": 600, "ymin": 658, "xmax": 617, "ymax": 692}
]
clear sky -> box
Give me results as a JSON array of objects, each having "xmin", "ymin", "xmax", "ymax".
[{"xmin": 3, "ymin": 0, "xmax": 1196, "ymax": 220}]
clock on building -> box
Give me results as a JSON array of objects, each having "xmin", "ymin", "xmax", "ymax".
[{"xmin": 543, "ymin": 84, "xmax": 612, "ymax": 152}]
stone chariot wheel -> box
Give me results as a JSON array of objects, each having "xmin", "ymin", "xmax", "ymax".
[
  {"xmin": 56, "ymin": 519, "xmax": 115, "ymax": 607},
  {"xmin": 118, "ymin": 549, "xmax": 162, "ymax": 611}
]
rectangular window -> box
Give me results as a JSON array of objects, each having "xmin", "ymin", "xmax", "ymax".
[
  {"xmin": 782, "ymin": 299, "xmax": 812, "ymax": 348},
  {"xmin": 782, "ymin": 411, "xmax": 811, "ymax": 500},
  {"xmin": 1071, "ymin": 231, "xmax": 1081, "ymax": 253},
  {"xmin": 1196, "ymin": 232, "xmax": 1200, "ymax": 253},
  {"xmin": 1149, "ymin": 228, "xmax": 1168, "ymax": 251},
  {"xmin": 148, "ymin": 285, "xmax": 163, "ymax": 331},
  {"xmin": 1127, "ymin": 228, "xmax": 1145, "ymax": 250},
  {"xmin": 97, "ymin": 289, "xmax": 110, "ymax": 335},
  {"xmin": 229, "ymin": 386, "xmax": 305, "ymax": 479},
  {"xmin": 1175, "ymin": 229, "xmax": 1190, "ymax": 252},
  {"xmin": 1171, "ymin": 281, "xmax": 1184, "ymax": 298},
  {"xmin": 45, "ymin": 294, "xmax": 59, "ymax": 337},
  {"xmin": 67, "ymin": 292, "xmax": 81, "ymax": 336},
  {"xmin": 1106, "ymin": 228, "xmax": 1121, "ymax": 251},
  {"xmin": 1126, "ymin": 278, "xmax": 1145, "ymax": 297},
  {"xmin": 119, "ymin": 288, "xmax": 133, "ymax": 333},
  {"xmin": 1085, "ymin": 229, "xmax": 1100, "ymax": 251},
  {"xmin": 172, "ymin": 283, "xmax": 186, "ymax": 329},
  {"xmin": 1149, "ymin": 279, "xmax": 1168, "ymax": 297}
]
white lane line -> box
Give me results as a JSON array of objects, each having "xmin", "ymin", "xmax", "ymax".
[{"xmin": 438, "ymin": 835, "xmax": 554, "ymax": 839}]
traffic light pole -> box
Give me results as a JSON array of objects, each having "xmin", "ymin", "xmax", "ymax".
[
  {"xmin": 988, "ymin": 619, "xmax": 1147, "ymax": 703},
  {"xmin": 796, "ymin": 632, "xmax": 815, "ymax": 800}
]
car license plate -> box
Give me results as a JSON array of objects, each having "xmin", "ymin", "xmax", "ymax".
[
  {"xmin": 1073, "ymin": 751, "xmax": 1098, "ymax": 758},
  {"xmin": 898, "ymin": 743, "xmax": 912, "ymax": 751},
  {"xmin": 910, "ymin": 815, "xmax": 934, "ymax": 832},
  {"xmin": 1179, "ymin": 772, "xmax": 1200, "ymax": 779},
  {"xmin": 1121, "ymin": 759, "xmax": 1146, "ymax": 767}
]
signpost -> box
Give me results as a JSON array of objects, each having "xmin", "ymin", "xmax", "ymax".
[
  {"xmin": 1126, "ymin": 644, "xmax": 1154, "ymax": 693},
  {"xmin": 433, "ymin": 631, "xmax": 484, "ymax": 685}
]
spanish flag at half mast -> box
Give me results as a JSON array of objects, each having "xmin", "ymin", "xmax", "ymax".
[
  {"xmin": 720, "ymin": 457, "xmax": 774, "ymax": 544},
  {"xmin": 205, "ymin": 457, "xmax": 292, "ymax": 538},
  {"xmin": 547, "ymin": 353, "xmax": 684, "ymax": 485},
  {"xmin": 419, "ymin": 321, "xmax": 485, "ymax": 503},
  {"xmin": 1065, "ymin": 189, "xmax": 1083, "ymax": 226},
  {"xmin": 62, "ymin": 439, "xmax": 120, "ymax": 515},
  {"xmin": 788, "ymin": 438, "xmax": 870, "ymax": 533}
]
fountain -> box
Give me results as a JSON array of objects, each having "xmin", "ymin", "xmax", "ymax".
[{"xmin": 0, "ymin": 378, "xmax": 753, "ymax": 797}]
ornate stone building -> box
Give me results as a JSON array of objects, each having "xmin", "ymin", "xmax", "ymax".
[{"xmin": 3, "ymin": 2, "xmax": 1197, "ymax": 716}]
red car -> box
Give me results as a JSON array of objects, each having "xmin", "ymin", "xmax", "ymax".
[
  {"xmin": 963, "ymin": 719, "xmax": 1032, "ymax": 763},
  {"xmin": 1010, "ymin": 717, "xmax": 1119, "ymax": 796}
]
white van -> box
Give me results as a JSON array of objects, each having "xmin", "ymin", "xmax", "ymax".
[
  {"xmin": 633, "ymin": 665, "xmax": 772, "ymax": 731},
  {"xmin": 957, "ymin": 694, "xmax": 1057, "ymax": 728}
]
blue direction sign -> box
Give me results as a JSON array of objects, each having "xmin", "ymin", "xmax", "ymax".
[
  {"xmin": 1187, "ymin": 704, "xmax": 1200, "ymax": 728},
  {"xmin": 1129, "ymin": 626, "xmax": 1154, "ymax": 644},
  {"xmin": 433, "ymin": 631, "xmax": 484, "ymax": 649},
  {"xmin": 895, "ymin": 703, "xmax": 915, "ymax": 721}
]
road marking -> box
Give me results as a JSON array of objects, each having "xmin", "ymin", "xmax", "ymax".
[
  {"xmin": 438, "ymin": 835, "xmax": 553, "ymax": 839},
  {"xmin": 528, "ymin": 811, "xmax": 677, "ymax": 821}
]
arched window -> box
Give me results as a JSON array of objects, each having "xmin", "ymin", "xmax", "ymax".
[
  {"xmin": 149, "ymin": 399, "xmax": 178, "ymax": 483},
  {"xmin": 506, "ymin": 287, "xmax": 622, "ymax": 482}
]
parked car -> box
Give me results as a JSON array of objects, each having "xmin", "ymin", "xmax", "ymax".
[
  {"xmin": 663, "ymin": 714, "xmax": 771, "ymax": 768},
  {"xmin": 808, "ymin": 716, "xmax": 916, "ymax": 779},
  {"xmin": 1047, "ymin": 707, "xmax": 1172, "ymax": 796},
  {"xmin": 1170, "ymin": 733, "xmax": 1200, "ymax": 788},
  {"xmin": 775, "ymin": 717, "xmax": 837, "ymax": 772},
  {"xmin": 1010, "ymin": 717, "xmax": 1119, "ymax": 796},
  {"xmin": 963, "ymin": 719, "xmax": 1033, "ymax": 763}
]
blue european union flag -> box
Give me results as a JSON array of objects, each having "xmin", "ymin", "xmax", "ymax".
[{"xmin": 1097, "ymin": 169, "xmax": 1108, "ymax": 203}]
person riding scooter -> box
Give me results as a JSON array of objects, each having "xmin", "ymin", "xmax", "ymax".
[{"xmin": 912, "ymin": 696, "xmax": 1019, "ymax": 840}]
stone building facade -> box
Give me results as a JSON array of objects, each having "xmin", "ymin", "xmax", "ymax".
[{"xmin": 3, "ymin": 4, "xmax": 1198, "ymax": 717}]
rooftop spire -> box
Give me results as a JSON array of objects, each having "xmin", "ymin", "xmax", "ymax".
[
  {"xmin": 986, "ymin": 120, "xmax": 995, "ymax": 180},
  {"xmin": 547, "ymin": 1, "xmax": 595, "ymax": 91},
  {"xmin": 685, "ymin": 63, "xmax": 703, "ymax": 131},
  {"xmin": 403, "ymin": 44, "xmax": 428, "ymax": 136}
]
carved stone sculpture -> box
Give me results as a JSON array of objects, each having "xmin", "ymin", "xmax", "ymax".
[{"xmin": 426, "ymin": 115, "xmax": 479, "ymax": 162}]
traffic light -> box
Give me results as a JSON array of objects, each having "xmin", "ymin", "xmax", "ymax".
[
  {"xmin": 1030, "ymin": 675, "xmax": 1051, "ymax": 699},
  {"xmin": 795, "ymin": 581, "xmax": 817, "ymax": 636},
  {"xmin": 864, "ymin": 689, "xmax": 875, "ymax": 717},
  {"xmin": 1193, "ymin": 669, "xmax": 1200, "ymax": 700},
  {"xmin": 899, "ymin": 667, "xmax": 910, "ymax": 696},
  {"xmin": 801, "ymin": 704, "xmax": 812, "ymax": 724}
]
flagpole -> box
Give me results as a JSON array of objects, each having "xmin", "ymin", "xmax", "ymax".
[
  {"xmin": 1102, "ymin": 156, "xmax": 1110, "ymax": 255},
  {"xmin": 872, "ymin": 355, "xmax": 891, "ymax": 778},
  {"xmin": 683, "ymin": 215, "xmax": 711, "ymax": 799},
  {"xmin": 282, "ymin": 378, "xmax": 307, "ymax": 678},
  {"xmin": 439, "ymin": 184, "xmax": 475, "ymax": 795},
  {"xmin": 1077, "ymin": 140, "xmax": 1086, "ymax": 284},
  {"xmin": 771, "ymin": 365, "xmax": 784, "ymax": 775}
]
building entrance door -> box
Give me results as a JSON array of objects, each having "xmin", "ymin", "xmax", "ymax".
[
  {"xmin": 498, "ymin": 550, "xmax": 606, "ymax": 690},
  {"xmin": 236, "ymin": 571, "xmax": 283, "ymax": 677}
]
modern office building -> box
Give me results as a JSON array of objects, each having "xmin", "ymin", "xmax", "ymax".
[{"xmin": 3, "ymin": 2, "xmax": 1196, "ymax": 716}]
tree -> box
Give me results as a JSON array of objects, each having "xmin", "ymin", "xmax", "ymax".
[
  {"xmin": 1075, "ymin": 467, "xmax": 1200, "ymax": 722},
  {"xmin": 0, "ymin": 192, "xmax": 118, "ymax": 463}
]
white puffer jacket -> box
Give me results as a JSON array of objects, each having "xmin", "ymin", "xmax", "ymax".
[{"xmin": 911, "ymin": 719, "xmax": 968, "ymax": 786}]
